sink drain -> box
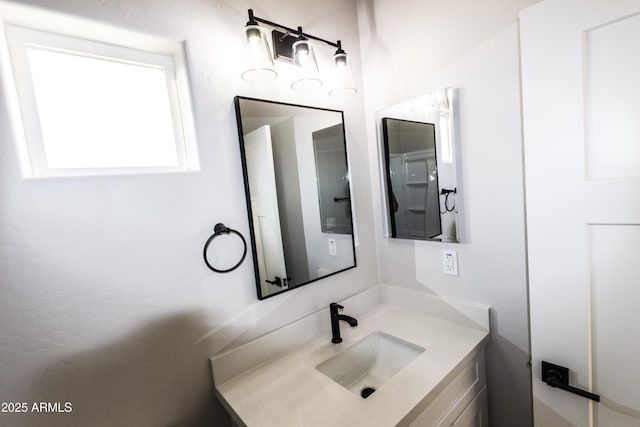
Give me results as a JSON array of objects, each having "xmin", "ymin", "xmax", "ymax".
[{"xmin": 360, "ymin": 387, "xmax": 376, "ymax": 399}]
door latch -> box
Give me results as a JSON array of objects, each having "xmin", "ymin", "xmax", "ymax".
[
  {"xmin": 541, "ymin": 361, "xmax": 600, "ymax": 402},
  {"xmin": 265, "ymin": 276, "xmax": 283, "ymax": 287}
]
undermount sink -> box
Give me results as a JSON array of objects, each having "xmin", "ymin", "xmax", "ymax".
[{"xmin": 316, "ymin": 331, "xmax": 425, "ymax": 398}]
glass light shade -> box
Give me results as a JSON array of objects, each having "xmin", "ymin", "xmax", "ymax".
[
  {"xmin": 241, "ymin": 24, "xmax": 277, "ymax": 82},
  {"xmin": 291, "ymin": 38, "xmax": 322, "ymax": 90},
  {"xmin": 328, "ymin": 52, "xmax": 357, "ymax": 97}
]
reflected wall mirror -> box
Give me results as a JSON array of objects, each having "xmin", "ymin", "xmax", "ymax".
[
  {"xmin": 234, "ymin": 96, "xmax": 356, "ymax": 299},
  {"xmin": 377, "ymin": 88, "xmax": 464, "ymax": 242}
]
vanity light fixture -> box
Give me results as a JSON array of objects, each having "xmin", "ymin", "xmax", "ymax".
[
  {"xmin": 241, "ymin": 9, "xmax": 357, "ymax": 96},
  {"xmin": 242, "ymin": 10, "xmax": 278, "ymax": 82},
  {"xmin": 290, "ymin": 26, "xmax": 322, "ymax": 90},
  {"xmin": 329, "ymin": 40, "xmax": 357, "ymax": 97}
]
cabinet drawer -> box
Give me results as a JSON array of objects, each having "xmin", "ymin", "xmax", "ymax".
[
  {"xmin": 450, "ymin": 386, "xmax": 488, "ymax": 427},
  {"xmin": 407, "ymin": 351, "xmax": 486, "ymax": 427}
]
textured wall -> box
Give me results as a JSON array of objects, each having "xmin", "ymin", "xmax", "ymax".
[
  {"xmin": 356, "ymin": 1, "xmax": 539, "ymax": 426},
  {"xmin": 0, "ymin": 1, "xmax": 377, "ymax": 426}
]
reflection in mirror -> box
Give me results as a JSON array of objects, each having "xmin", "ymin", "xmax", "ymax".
[
  {"xmin": 313, "ymin": 125, "xmax": 352, "ymax": 234},
  {"xmin": 382, "ymin": 118, "xmax": 441, "ymax": 239},
  {"xmin": 235, "ymin": 97, "xmax": 357, "ymax": 299},
  {"xmin": 377, "ymin": 88, "xmax": 464, "ymax": 242}
]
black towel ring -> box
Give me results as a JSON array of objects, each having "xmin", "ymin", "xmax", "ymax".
[{"xmin": 203, "ymin": 223, "xmax": 247, "ymax": 273}]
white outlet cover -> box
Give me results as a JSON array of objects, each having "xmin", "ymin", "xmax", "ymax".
[{"xmin": 442, "ymin": 250, "xmax": 458, "ymax": 276}]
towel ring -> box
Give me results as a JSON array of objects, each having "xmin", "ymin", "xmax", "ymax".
[{"xmin": 203, "ymin": 223, "xmax": 247, "ymax": 273}]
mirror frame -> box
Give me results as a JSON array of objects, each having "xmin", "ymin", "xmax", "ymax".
[{"xmin": 234, "ymin": 96, "xmax": 357, "ymax": 300}]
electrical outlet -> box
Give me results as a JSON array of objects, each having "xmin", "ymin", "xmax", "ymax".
[
  {"xmin": 328, "ymin": 238, "xmax": 337, "ymax": 256},
  {"xmin": 442, "ymin": 250, "xmax": 458, "ymax": 276}
]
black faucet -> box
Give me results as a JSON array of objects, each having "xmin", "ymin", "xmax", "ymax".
[{"xmin": 330, "ymin": 303, "xmax": 358, "ymax": 343}]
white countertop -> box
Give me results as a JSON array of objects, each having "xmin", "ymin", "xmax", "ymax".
[{"xmin": 214, "ymin": 304, "xmax": 489, "ymax": 427}]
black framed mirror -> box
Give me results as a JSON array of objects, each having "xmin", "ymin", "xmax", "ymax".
[
  {"xmin": 382, "ymin": 118, "xmax": 442, "ymax": 239},
  {"xmin": 234, "ymin": 96, "xmax": 357, "ymax": 299}
]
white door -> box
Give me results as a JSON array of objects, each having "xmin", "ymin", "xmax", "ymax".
[
  {"xmin": 244, "ymin": 126, "xmax": 288, "ymax": 296},
  {"xmin": 521, "ymin": 0, "xmax": 640, "ymax": 426}
]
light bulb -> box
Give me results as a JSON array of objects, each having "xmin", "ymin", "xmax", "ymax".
[
  {"xmin": 334, "ymin": 53, "xmax": 347, "ymax": 68},
  {"xmin": 293, "ymin": 40, "xmax": 310, "ymax": 57},
  {"xmin": 245, "ymin": 26, "xmax": 262, "ymax": 42}
]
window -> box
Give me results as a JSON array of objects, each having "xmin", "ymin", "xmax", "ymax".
[{"xmin": 2, "ymin": 23, "xmax": 198, "ymax": 177}]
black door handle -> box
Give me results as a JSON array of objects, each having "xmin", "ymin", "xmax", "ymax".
[
  {"xmin": 265, "ymin": 276, "xmax": 282, "ymax": 287},
  {"xmin": 333, "ymin": 197, "xmax": 350, "ymax": 202},
  {"xmin": 542, "ymin": 361, "xmax": 600, "ymax": 402}
]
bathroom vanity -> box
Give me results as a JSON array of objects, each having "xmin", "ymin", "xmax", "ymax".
[{"xmin": 210, "ymin": 287, "xmax": 489, "ymax": 426}]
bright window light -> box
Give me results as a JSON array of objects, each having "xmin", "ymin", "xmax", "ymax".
[
  {"xmin": 439, "ymin": 114, "xmax": 453, "ymax": 164},
  {"xmin": 28, "ymin": 47, "xmax": 179, "ymax": 169},
  {"xmin": 3, "ymin": 24, "xmax": 198, "ymax": 177}
]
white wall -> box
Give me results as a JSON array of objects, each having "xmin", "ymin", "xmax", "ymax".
[
  {"xmin": 0, "ymin": 0, "xmax": 377, "ymax": 426},
  {"xmin": 357, "ymin": 1, "xmax": 539, "ymax": 426}
]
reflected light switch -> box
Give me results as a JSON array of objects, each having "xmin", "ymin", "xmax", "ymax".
[{"xmin": 328, "ymin": 238, "xmax": 337, "ymax": 256}]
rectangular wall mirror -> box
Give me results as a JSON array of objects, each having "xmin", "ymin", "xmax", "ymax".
[
  {"xmin": 234, "ymin": 96, "xmax": 357, "ymax": 299},
  {"xmin": 377, "ymin": 88, "xmax": 464, "ymax": 242}
]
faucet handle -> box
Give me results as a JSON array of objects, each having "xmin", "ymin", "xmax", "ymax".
[{"xmin": 330, "ymin": 302, "xmax": 344, "ymax": 310}]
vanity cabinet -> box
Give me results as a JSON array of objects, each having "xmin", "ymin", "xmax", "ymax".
[
  {"xmin": 407, "ymin": 351, "xmax": 487, "ymax": 427},
  {"xmin": 211, "ymin": 297, "xmax": 490, "ymax": 427}
]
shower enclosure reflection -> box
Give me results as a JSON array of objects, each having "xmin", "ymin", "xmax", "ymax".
[
  {"xmin": 235, "ymin": 97, "xmax": 356, "ymax": 299},
  {"xmin": 382, "ymin": 118, "xmax": 441, "ymax": 239}
]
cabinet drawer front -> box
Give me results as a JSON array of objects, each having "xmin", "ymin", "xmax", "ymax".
[
  {"xmin": 450, "ymin": 386, "xmax": 488, "ymax": 427},
  {"xmin": 407, "ymin": 351, "xmax": 486, "ymax": 427}
]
